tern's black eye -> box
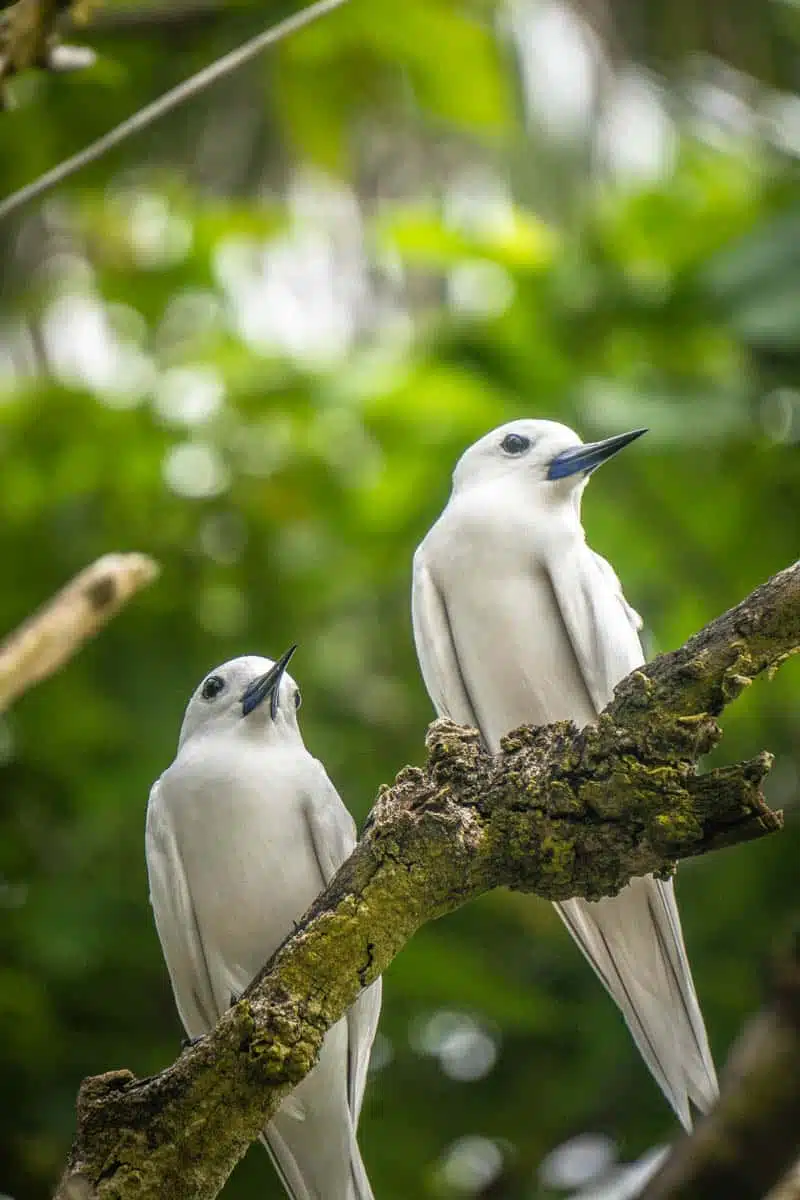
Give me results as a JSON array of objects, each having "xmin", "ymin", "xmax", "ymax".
[
  {"xmin": 201, "ymin": 674, "xmax": 226, "ymax": 701},
  {"xmin": 500, "ymin": 432, "xmax": 532, "ymax": 456},
  {"xmin": 294, "ymin": 688, "xmax": 302, "ymax": 710}
]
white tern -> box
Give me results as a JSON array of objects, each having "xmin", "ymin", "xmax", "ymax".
[
  {"xmin": 412, "ymin": 419, "xmax": 718, "ymax": 1129},
  {"xmin": 146, "ymin": 647, "xmax": 381, "ymax": 1199}
]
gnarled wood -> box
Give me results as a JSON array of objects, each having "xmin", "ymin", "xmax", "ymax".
[{"xmin": 55, "ymin": 561, "xmax": 800, "ymax": 1200}]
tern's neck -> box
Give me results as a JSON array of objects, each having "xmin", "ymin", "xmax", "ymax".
[
  {"xmin": 451, "ymin": 473, "xmax": 587, "ymax": 526},
  {"xmin": 179, "ymin": 718, "xmax": 303, "ymax": 756}
]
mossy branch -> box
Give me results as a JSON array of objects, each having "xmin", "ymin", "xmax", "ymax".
[{"xmin": 56, "ymin": 561, "xmax": 799, "ymax": 1200}]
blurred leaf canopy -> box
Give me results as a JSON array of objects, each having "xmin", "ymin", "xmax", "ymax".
[{"xmin": 0, "ymin": 1, "xmax": 799, "ymax": 1198}]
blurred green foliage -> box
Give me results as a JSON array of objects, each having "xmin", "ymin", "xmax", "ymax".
[{"xmin": 0, "ymin": 2, "xmax": 799, "ymax": 1199}]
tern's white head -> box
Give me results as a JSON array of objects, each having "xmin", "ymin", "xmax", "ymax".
[
  {"xmin": 177, "ymin": 647, "xmax": 302, "ymax": 749},
  {"xmin": 451, "ymin": 418, "xmax": 646, "ymax": 500}
]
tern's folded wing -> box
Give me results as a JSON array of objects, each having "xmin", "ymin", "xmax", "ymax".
[
  {"xmin": 411, "ymin": 552, "xmax": 481, "ymax": 729},
  {"xmin": 145, "ymin": 778, "xmax": 219, "ymax": 1039},
  {"xmin": 303, "ymin": 774, "xmax": 382, "ymax": 1127}
]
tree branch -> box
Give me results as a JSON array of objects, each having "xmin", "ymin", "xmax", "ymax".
[
  {"xmin": 55, "ymin": 561, "xmax": 800, "ymax": 1200},
  {"xmin": 0, "ymin": 552, "xmax": 159, "ymax": 711}
]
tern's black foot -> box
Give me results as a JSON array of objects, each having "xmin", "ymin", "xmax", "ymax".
[
  {"xmin": 230, "ymin": 991, "xmax": 241, "ymax": 1008},
  {"xmin": 181, "ymin": 1035, "xmax": 204, "ymax": 1049}
]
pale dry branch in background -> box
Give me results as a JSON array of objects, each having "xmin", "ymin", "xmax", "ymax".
[{"xmin": 0, "ymin": 552, "xmax": 159, "ymax": 711}]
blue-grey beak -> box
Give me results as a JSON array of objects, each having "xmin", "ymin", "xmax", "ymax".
[
  {"xmin": 241, "ymin": 644, "xmax": 298, "ymax": 719},
  {"xmin": 547, "ymin": 428, "xmax": 647, "ymax": 481}
]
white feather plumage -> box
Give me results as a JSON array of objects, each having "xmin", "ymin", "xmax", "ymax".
[
  {"xmin": 146, "ymin": 654, "xmax": 380, "ymax": 1199},
  {"xmin": 412, "ymin": 419, "xmax": 718, "ymax": 1128}
]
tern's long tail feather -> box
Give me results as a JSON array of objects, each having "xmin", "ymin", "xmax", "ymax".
[
  {"xmin": 347, "ymin": 1140, "xmax": 376, "ymax": 1200},
  {"xmin": 260, "ymin": 1117, "xmax": 374, "ymax": 1200},
  {"xmin": 260, "ymin": 1130, "xmax": 374, "ymax": 1200},
  {"xmin": 555, "ymin": 876, "xmax": 718, "ymax": 1130}
]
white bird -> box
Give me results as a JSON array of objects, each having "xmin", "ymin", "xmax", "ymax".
[
  {"xmin": 146, "ymin": 647, "xmax": 381, "ymax": 1199},
  {"xmin": 412, "ymin": 419, "xmax": 718, "ymax": 1129}
]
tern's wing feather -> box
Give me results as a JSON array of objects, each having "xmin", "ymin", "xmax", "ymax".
[
  {"xmin": 545, "ymin": 547, "xmax": 718, "ymax": 1127},
  {"xmin": 260, "ymin": 1130, "xmax": 312, "ymax": 1200},
  {"xmin": 544, "ymin": 545, "xmax": 645, "ymax": 715},
  {"xmin": 347, "ymin": 980, "xmax": 382, "ymax": 1127},
  {"xmin": 557, "ymin": 877, "xmax": 718, "ymax": 1128},
  {"xmin": 412, "ymin": 553, "xmax": 481, "ymax": 729},
  {"xmin": 145, "ymin": 779, "xmax": 219, "ymax": 1039},
  {"xmin": 303, "ymin": 777, "xmax": 382, "ymax": 1129},
  {"xmin": 590, "ymin": 549, "xmax": 644, "ymax": 633}
]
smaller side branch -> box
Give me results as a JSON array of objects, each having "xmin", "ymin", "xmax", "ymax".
[
  {"xmin": 642, "ymin": 937, "xmax": 800, "ymax": 1200},
  {"xmin": 0, "ymin": 552, "xmax": 159, "ymax": 711},
  {"xmin": 634, "ymin": 560, "xmax": 800, "ymax": 720}
]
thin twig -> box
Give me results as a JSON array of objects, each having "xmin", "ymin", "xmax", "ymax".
[
  {"xmin": 0, "ymin": 552, "xmax": 159, "ymax": 710},
  {"xmin": 0, "ymin": 0, "xmax": 348, "ymax": 221}
]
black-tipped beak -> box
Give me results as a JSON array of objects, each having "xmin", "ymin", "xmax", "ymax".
[
  {"xmin": 547, "ymin": 428, "xmax": 647, "ymax": 481},
  {"xmin": 241, "ymin": 645, "xmax": 298, "ymax": 719}
]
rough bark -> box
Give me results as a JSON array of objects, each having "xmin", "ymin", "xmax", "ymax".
[{"xmin": 55, "ymin": 560, "xmax": 800, "ymax": 1200}]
